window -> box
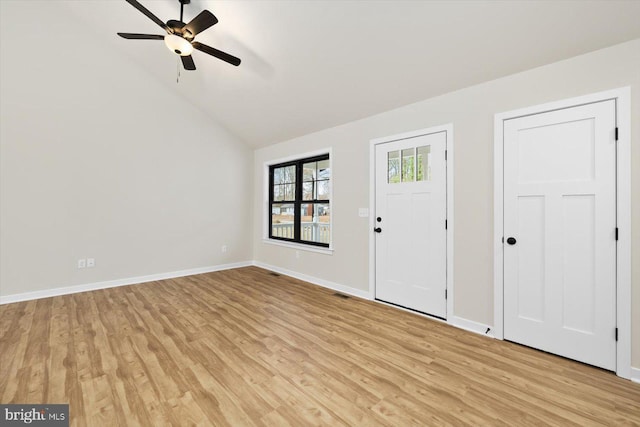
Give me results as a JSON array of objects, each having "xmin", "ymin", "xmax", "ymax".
[{"xmin": 269, "ymin": 154, "xmax": 331, "ymax": 247}]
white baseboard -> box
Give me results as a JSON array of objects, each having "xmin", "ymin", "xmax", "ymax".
[
  {"xmin": 450, "ymin": 315, "xmax": 495, "ymax": 338},
  {"xmin": 631, "ymin": 367, "xmax": 640, "ymax": 384},
  {"xmin": 252, "ymin": 261, "xmax": 370, "ymax": 300},
  {"xmin": 0, "ymin": 261, "xmax": 253, "ymax": 305},
  {"xmin": 251, "ymin": 262, "xmax": 498, "ymax": 341}
]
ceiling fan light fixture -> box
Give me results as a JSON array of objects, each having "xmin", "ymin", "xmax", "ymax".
[{"xmin": 164, "ymin": 34, "xmax": 193, "ymax": 56}]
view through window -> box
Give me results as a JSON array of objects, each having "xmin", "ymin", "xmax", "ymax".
[{"xmin": 269, "ymin": 154, "xmax": 330, "ymax": 247}]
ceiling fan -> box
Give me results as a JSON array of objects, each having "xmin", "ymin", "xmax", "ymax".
[{"xmin": 117, "ymin": 0, "xmax": 241, "ymax": 70}]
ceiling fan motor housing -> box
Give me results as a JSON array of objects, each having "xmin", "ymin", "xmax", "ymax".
[{"xmin": 167, "ymin": 20, "xmax": 194, "ymax": 40}]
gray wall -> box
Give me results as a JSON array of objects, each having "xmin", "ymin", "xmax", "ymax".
[
  {"xmin": 253, "ymin": 39, "xmax": 640, "ymax": 368},
  {"xmin": 0, "ymin": 1, "xmax": 253, "ymax": 297}
]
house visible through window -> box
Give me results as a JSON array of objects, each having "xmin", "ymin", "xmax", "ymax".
[{"xmin": 269, "ymin": 154, "xmax": 330, "ymax": 247}]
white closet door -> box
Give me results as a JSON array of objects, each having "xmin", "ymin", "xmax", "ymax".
[{"xmin": 503, "ymin": 100, "xmax": 617, "ymax": 371}]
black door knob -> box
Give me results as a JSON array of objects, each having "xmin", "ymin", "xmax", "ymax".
[
  {"xmin": 506, "ymin": 237, "xmax": 517, "ymax": 245},
  {"xmin": 374, "ymin": 227, "xmax": 382, "ymax": 233}
]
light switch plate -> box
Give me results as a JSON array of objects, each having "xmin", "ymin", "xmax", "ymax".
[{"xmin": 358, "ymin": 208, "xmax": 369, "ymax": 218}]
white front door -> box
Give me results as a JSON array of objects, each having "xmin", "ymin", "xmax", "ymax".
[
  {"xmin": 375, "ymin": 131, "xmax": 447, "ymax": 318},
  {"xmin": 503, "ymin": 100, "xmax": 617, "ymax": 371}
]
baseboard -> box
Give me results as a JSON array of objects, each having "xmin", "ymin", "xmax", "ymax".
[
  {"xmin": 250, "ymin": 263, "xmax": 497, "ymax": 339},
  {"xmin": 449, "ymin": 315, "xmax": 495, "ymax": 339},
  {"xmin": 0, "ymin": 261, "xmax": 253, "ymax": 305},
  {"xmin": 631, "ymin": 367, "xmax": 640, "ymax": 384},
  {"xmin": 252, "ymin": 261, "xmax": 370, "ymax": 300}
]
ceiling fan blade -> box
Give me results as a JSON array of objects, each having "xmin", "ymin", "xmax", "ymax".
[
  {"xmin": 182, "ymin": 10, "xmax": 218, "ymax": 38},
  {"xmin": 124, "ymin": 0, "xmax": 169, "ymax": 32},
  {"xmin": 117, "ymin": 33, "xmax": 164, "ymax": 40},
  {"xmin": 192, "ymin": 42, "xmax": 241, "ymax": 66},
  {"xmin": 181, "ymin": 55, "xmax": 196, "ymax": 71}
]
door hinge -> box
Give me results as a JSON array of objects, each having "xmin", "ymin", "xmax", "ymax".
[
  {"xmin": 615, "ymin": 327, "xmax": 618, "ymax": 341},
  {"xmin": 615, "ymin": 227, "xmax": 619, "ymax": 241},
  {"xmin": 615, "ymin": 127, "xmax": 619, "ymax": 141},
  {"xmin": 445, "ymin": 220, "xmax": 448, "ymax": 230},
  {"xmin": 445, "ymin": 150, "xmax": 447, "ymax": 160},
  {"xmin": 445, "ymin": 289, "xmax": 448, "ymax": 300}
]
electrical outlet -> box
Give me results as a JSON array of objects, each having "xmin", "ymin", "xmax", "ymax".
[
  {"xmin": 221, "ymin": 245, "xmax": 227, "ymax": 253},
  {"xmin": 77, "ymin": 259, "xmax": 86, "ymax": 269},
  {"xmin": 87, "ymin": 258, "xmax": 95, "ymax": 268},
  {"xmin": 295, "ymin": 250, "xmax": 300, "ymax": 259}
]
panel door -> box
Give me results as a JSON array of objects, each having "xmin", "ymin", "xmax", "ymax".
[
  {"xmin": 375, "ymin": 131, "xmax": 447, "ymax": 318},
  {"xmin": 503, "ymin": 100, "xmax": 617, "ymax": 370}
]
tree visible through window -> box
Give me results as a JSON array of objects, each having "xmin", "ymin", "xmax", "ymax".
[{"xmin": 269, "ymin": 154, "xmax": 330, "ymax": 247}]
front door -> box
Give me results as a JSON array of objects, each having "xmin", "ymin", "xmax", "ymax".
[
  {"xmin": 375, "ymin": 131, "xmax": 447, "ymax": 318},
  {"xmin": 503, "ymin": 100, "xmax": 617, "ymax": 371}
]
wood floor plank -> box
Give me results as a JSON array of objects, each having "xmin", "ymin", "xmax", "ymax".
[{"xmin": 1, "ymin": 266, "xmax": 639, "ymax": 426}]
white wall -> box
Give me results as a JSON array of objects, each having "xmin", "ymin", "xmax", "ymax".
[
  {"xmin": 253, "ymin": 39, "xmax": 640, "ymax": 368},
  {"xmin": 0, "ymin": 1, "xmax": 253, "ymax": 298}
]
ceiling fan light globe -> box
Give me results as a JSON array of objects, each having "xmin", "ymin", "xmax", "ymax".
[{"xmin": 164, "ymin": 34, "xmax": 193, "ymax": 56}]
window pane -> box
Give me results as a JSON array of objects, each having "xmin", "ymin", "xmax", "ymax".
[
  {"xmin": 303, "ymin": 162, "xmax": 317, "ymax": 182},
  {"xmin": 274, "ymin": 184, "xmax": 296, "ymax": 201},
  {"xmin": 271, "ymin": 203, "xmax": 295, "ymax": 239},
  {"xmin": 302, "ymin": 182, "xmax": 314, "ymax": 200},
  {"xmin": 402, "ymin": 148, "xmax": 415, "ymax": 182},
  {"xmin": 388, "ymin": 150, "xmax": 400, "ymax": 183},
  {"xmin": 317, "ymin": 160, "xmax": 330, "ymax": 179},
  {"xmin": 417, "ymin": 145, "xmax": 431, "ymax": 181},
  {"xmin": 273, "ymin": 184, "xmax": 284, "ymax": 201},
  {"xmin": 300, "ymin": 203, "xmax": 330, "ymax": 244},
  {"xmin": 285, "ymin": 183, "xmax": 295, "ymax": 200},
  {"xmin": 317, "ymin": 180, "xmax": 330, "ymax": 200},
  {"xmin": 274, "ymin": 165, "xmax": 295, "ymax": 184}
]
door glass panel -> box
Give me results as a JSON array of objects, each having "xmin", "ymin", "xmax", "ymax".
[
  {"xmin": 388, "ymin": 151, "xmax": 400, "ymax": 183},
  {"xmin": 402, "ymin": 148, "xmax": 415, "ymax": 182},
  {"xmin": 417, "ymin": 145, "xmax": 431, "ymax": 181}
]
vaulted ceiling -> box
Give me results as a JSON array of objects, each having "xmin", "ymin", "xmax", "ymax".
[{"xmin": 8, "ymin": 1, "xmax": 640, "ymax": 147}]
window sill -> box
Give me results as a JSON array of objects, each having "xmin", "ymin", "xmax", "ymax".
[{"xmin": 262, "ymin": 239, "xmax": 334, "ymax": 255}]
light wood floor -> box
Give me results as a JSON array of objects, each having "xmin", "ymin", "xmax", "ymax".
[{"xmin": 1, "ymin": 267, "xmax": 638, "ymax": 426}]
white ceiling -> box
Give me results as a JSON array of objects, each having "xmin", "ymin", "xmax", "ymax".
[{"xmin": 31, "ymin": 1, "xmax": 640, "ymax": 147}]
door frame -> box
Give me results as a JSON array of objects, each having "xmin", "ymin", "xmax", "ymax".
[
  {"xmin": 369, "ymin": 124, "xmax": 454, "ymax": 320},
  {"xmin": 493, "ymin": 88, "xmax": 631, "ymax": 379}
]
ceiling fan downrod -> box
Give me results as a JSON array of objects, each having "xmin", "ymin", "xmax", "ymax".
[{"xmin": 179, "ymin": 0, "xmax": 190, "ymax": 23}]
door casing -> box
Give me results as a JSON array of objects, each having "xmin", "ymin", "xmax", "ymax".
[
  {"xmin": 493, "ymin": 88, "xmax": 632, "ymax": 379},
  {"xmin": 369, "ymin": 124, "xmax": 454, "ymax": 320}
]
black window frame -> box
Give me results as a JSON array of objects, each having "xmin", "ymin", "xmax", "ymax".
[{"xmin": 269, "ymin": 153, "xmax": 331, "ymax": 248}]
